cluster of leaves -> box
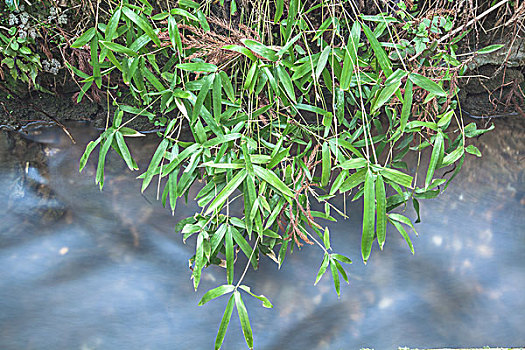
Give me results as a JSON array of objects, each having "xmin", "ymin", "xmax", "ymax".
[
  {"xmin": 0, "ymin": 6, "xmax": 41, "ymax": 89},
  {"xmin": 71, "ymin": 0, "xmax": 494, "ymax": 348}
]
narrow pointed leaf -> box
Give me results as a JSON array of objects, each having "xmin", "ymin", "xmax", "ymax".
[
  {"xmin": 315, "ymin": 45, "xmax": 330, "ymax": 80},
  {"xmin": 225, "ymin": 225, "xmax": 234, "ymax": 284},
  {"xmin": 409, "ymin": 73, "xmax": 447, "ymax": 97},
  {"xmin": 71, "ymin": 27, "xmax": 96, "ymax": 48},
  {"xmin": 96, "ymin": 131, "xmax": 115, "ymax": 189},
  {"xmin": 321, "ymin": 141, "xmax": 331, "ymax": 187},
  {"xmin": 215, "ymin": 295, "xmax": 235, "ymax": 350},
  {"xmin": 329, "ymin": 258, "xmax": 341, "ymax": 297},
  {"xmin": 115, "ymin": 131, "xmax": 137, "ymax": 170},
  {"xmin": 177, "ymin": 62, "xmax": 218, "ymax": 73},
  {"xmin": 399, "ymin": 79, "xmax": 413, "ymax": 133},
  {"xmin": 362, "ymin": 23, "xmax": 392, "ymax": 77},
  {"xmin": 361, "ymin": 169, "xmax": 376, "ymax": 263},
  {"xmin": 122, "ymin": 6, "xmax": 161, "ymax": 46},
  {"xmin": 205, "ymin": 169, "xmax": 247, "ymax": 215},
  {"xmin": 239, "ymin": 285, "xmax": 273, "ymax": 308},
  {"xmin": 193, "ymin": 232, "xmax": 204, "ymax": 290},
  {"xmin": 79, "ymin": 136, "xmax": 102, "ymax": 172},
  {"xmin": 242, "ymin": 39, "xmax": 278, "ymax": 61},
  {"xmin": 276, "ymin": 66, "xmax": 296, "ymax": 103},
  {"xmin": 380, "ymin": 167, "xmax": 413, "ymax": 188},
  {"xmin": 231, "ymin": 226, "xmax": 258, "ymax": 269},
  {"xmin": 425, "ymin": 132, "xmax": 444, "ymax": 188},
  {"xmin": 198, "ymin": 285, "xmax": 235, "ymax": 306},
  {"xmin": 390, "ymin": 218, "xmax": 414, "ymax": 254},
  {"xmin": 253, "ymin": 165, "xmax": 294, "ymax": 199},
  {"xmin": 234, "ymin": 291, "xmax": 253, "ymax": 349},
  {"xmin": 372, "ymin": 80, "xmax": 401, "ymax": 112},
  {"xmin": 376, "ymin": 175, "xmax": 386, "ymax": 249},
  {"xmin": 314, "ymin": 253, "xmax": 330, "ymax": 285},
  {"xmin": 332, "ymin": 253, "xmax": 352, "ymax": 264},
  {"xmin": 142, "ymin": 138, "xmax": 169, "ymax": 192}
]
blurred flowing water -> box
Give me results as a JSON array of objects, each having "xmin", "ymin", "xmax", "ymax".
[{"xmin": 0, "ymin": 118, "xmax": 523, "ymax": 350}]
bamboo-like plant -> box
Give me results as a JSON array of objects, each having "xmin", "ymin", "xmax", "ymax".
[{"xmin": 70, "ymin": 1, "xmax": 496, "ymax": 348}]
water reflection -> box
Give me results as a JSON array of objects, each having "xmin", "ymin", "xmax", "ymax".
[{"xmin": 0, "ymin": 119, "xmax": 523, "ymax": 349}]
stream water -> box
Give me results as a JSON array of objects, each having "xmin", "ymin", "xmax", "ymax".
[{"xmin": 0, "ymin": 118, "xmax": 524, "ymax": 349}]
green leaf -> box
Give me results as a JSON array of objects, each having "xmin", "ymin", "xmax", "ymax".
[
  {"xmin": 399, "ymin": 79, "xmax": 413, "ymax": 133},
  {"xmin": 380, "ymin": 167, "xmax": 413, "ymax": 188},
  {"xmin": 361, "ymin": 169, "xmax": 375, "ymax": 263},
  {"xmin": 362, "ymin": 23, "xmax": 393, "ymax": 77},
  {"xmin": 389, "ymin": 218, "xmax": 414, "ymax": 254},
  {"xmin": 198, "ymin": 285, "xmax": 235, "ymax": 306},
  {"xmin": 222, "ymin": 44, "xmax": 257, "ymax": 61},
  {"xmin": 372, "ymin": 79, "xmax": 401, "ymax": 112},
  {"xmin": 115, "ymin": 131, "xmax": 138, "ymax": 170},
  {"xmin": 170, "ymin": 7, "xmax": 199, "ymax": 21},
  {"xmin": 321, "ymin": 142, "xmax": 331, "ymax": 187},
  {"xmin": 242, "ymin": 39, "xmax": 278, "ymax": 61},
  {"xmin": 323, "ymin": 227, "xmax": 330, "ymax": 250},
  {"xmin": 253, "ymin": 165, "xmax": 294, "ymax": 199},
  {"xmin": 141, "ymin": 138, "xmax": 169, "ymax": 192},
  {"xmin": 464, "ymin": 122, "xmax": 494, "ymax": 138},
  {"xmin": 276, "ymin": 33, "xmax": 301, "ymax": 56},
  {"xmin": 243, "ymin": 60, "xmax": 258, "ymax": 92},
  {"xmin": 315, "ymin": 45, "xmax": 330, "ymax": 81},
  {"xmin": 329, "ymin": 258, "xmax": 341, "ymax": 297},
  {"xmin": 79, "ymin": 136, "xmax": 102, "ymax": 172},
  {"xmin": 100, "ymin": 41, "xmax": 138, "ymax": 57},
  {"xmin": 409, "ymin": 73, "xmax": 447, "ymax": 97},
  {"xmin": 105, "ymin": 8, "xmax": 122, "ymax": 41},
  {"xmin": 329, "ymin": 171, "xmax": 347, "ymax": 195},
  {"xmin": 202, "ymin": 133, "xmax": 242, "ymax": 148},
  {"xmin": 340, "ymin": 50, "xmax": 353, "ymax": 91},
  {"xmin": 168, "ymin": 15, "xmax": 183, "ymax": 52},
  {"xmin": 437, "ymin": 110, "xmax": 454, "ymax": 129},
  {"xmin": 333, "ymin": 259, "xmax": 349, "ymax": 284},
  {"xmin": 225, "ymin": 225, "xmax": 234, "ymax": 284},
  {"xmin": 192, "ymin": 74, "xmax": 214, "ymax": 121},
  {"xmin": 219, "ymin": 71, "xmax": 235, "ymax": 102},
  {"xmin": 239, "ymin": 285, "xmax": 273, "ymax": 308},
  {"xmin": 314, "ymin": 253, "xmax": 330, "ymax": 285},
  {"xmin": 339, "ymin": 157, "xmax": 367, "ymax": 169},
  {"xmin": 276, "ymin": 65, "xmax": 296, "ymax": 103},
  {"xmin": 376, "ymin": 175, "xmax": 386, "ymax": 250},
  {"xmin": 205, "ymin": 169, "xmax": 247, "ymax": 215},
  {"xmin": 278, "ymin": 239, "xmax": 288, "ymax": 269},
  {"xmin": 332, "ymin": 253, "xmax": 352, "ymax": 264},
  {"xmin": 389, "ymin": 213, "xmax": 418, "ymax": 236},
  {"xmin": 122, "ymin": 6, "xmax": 161, "ymax": 47},
  {"xmin": 193, "ymin": 232, "xmax": 205, "ymax": 290},
  {"xmin": 234, "ymin": 291, "xmax": 253, "ymax": 349},
  {"xmin": 197, "ymin": 10, "xmax": 210, "ymax": 31},
  {"xmin": 71, "ymin": 27, "xmax": 96, "ymax": 48},
  {"xmin": 425, "ymin": 132, "xmax": 444, "ymax": 188},
  {"xmin": 465, "ymin": 144, "xmax": 481, "ymax": 157},
  {"xmin": 477, "ymin": 44, "xmax": 504, "ymax": 54},
  {"xmin": 90, "ymin": 35, "xmax": 101, "ymax": 89},
  {"xmin": 212, "ymin": 72, "xmax": 222, "ymax": 120},
  {"xmin": 176, "ymin": 62, "xmax": 218, "ymax": 73},
  {"xmin": 96, "ymin": 130, "xmax": 115, "ymax": 190},
  {"xmin": 274, "ymin": 0, "xmax": 284, "ymax": 22},
  {"xmin": 215, "ymin": 295, "xmax": 235, "ymax": 350},
  {"xmin": 339, "ymin": 168, "xmax": 366, "ymax": 193}
]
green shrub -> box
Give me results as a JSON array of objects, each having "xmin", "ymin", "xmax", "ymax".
[{"xmin": 64, "ymin": 0, "xmax": 495, "ymax": 348}]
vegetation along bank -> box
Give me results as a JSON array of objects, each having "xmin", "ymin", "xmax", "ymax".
[{"xmin": 1, "ymin": 0, "xmax": 524, "ymax": 348}]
